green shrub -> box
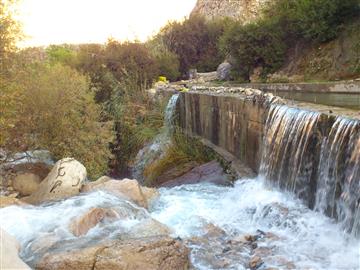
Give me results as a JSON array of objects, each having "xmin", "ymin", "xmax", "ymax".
[
  {"xmin": 160, "ymin": 15, "xmax": 227, "ymax": 75},
  {"xmin": 220, "ymin": 20, "xmax": 287, "ymax": 80},
  {"xmin": 1, "ymin": 63, "xmax": 113, "ymax": 179}
]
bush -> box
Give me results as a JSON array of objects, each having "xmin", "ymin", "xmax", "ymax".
[
  {"xmin": 264, "ymin": 0, "xmax": 360, "ymax": 42},
  {"xmin": 292, "ymin": 0, "xmax": 359, "ymax": 42},
  {"xmin": 104, "ymin": 40, "xmax": 159, "ymax": 90},
  {"xmin": 161, "ymin": 15, "xmax": 226, "ymax": 75},
  {"xmin": 1, "ymin": 63, "xmax": 113, "ymax": 179},
  {"xmin": 220, "ymin": 20, "xmax": 287, "ymax": 80}
]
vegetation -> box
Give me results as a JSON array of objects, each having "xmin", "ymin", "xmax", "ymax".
[
  {"xmin": 220, "ymin": 20, "xmax": 287, "ymax": 80},
  {"xmin": 1, "ymin": 0, "xmax": 359, "ymax": 180},
  {"xmin": 1, "ymin": 63, "xmax": 113, "ymax": 178},
  {"xmin": 221, "ymin": 0, "xmax": 360, "ymax": 81},
  {"xmin": 159, "ymin": 15, "xmax": 228, "ymax": 76},
  {"xmin": 143, "ymin": 130, "xmax": 217, "ymax": 186}
]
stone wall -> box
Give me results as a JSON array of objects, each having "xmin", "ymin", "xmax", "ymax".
[{"xmin": 178, "ymin": 92, "xmax": 266, "ymax": 173}]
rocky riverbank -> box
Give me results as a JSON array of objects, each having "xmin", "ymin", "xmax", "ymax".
[{"xmin": 0, "ymin": 157, "xmax": 191, "ymax": 269}]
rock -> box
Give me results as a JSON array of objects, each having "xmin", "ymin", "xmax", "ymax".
[
  {"xmin": 161, "ymin": 160, "xmax": 230, "ymax": 187},
  {"xmin": 81, "ymin": 178, "xmax": 158, "ymax": 209},
  {"xmin": 36, "ymin": 237, "xmax": 190, "ymax": 270},
  {"xmin": 126, "ymin": 218, "xmax": 171, "ymax": 238},
  {"xmin": 30, "ymin": 233, "xmax": 61, "ymax": 254},
  {"xmin": 203, "ymin": 223, "xmax": 226, "ymax": 238},
  {"xmin": 217, "ymin": 61, "xmax": 232, "ymax": 80},
  {"xmin": 191, "ymin": 0, "xmax": 270, "ymax": 24},
  {"xmin": 0, "ymin": 196, "xmax": 28, "ymax": 208},
  {"xmin": 0, "ymin": 228, "xmax": 31, "ymax": 269},
  {"xmin": 12, "ymin": 173, "xmax": 42, "ymax": 196},
  {"xmin": 249, "ymin": 255, "xmax": 263, "ymax": 269},
  {"xmin": 69, "ymin": 208, "xmax": 121, "ymax": 236},
  {"xmin": 196, "ymin": 71, "xmax": 218, "ymax": 82},
  {"xmin": 23, "ymin": 158, "xmax": 86, "ymax": 205},
  {"xmin": 150, "ymin": 161, "xmax": 199, "ymax": 186},
  {"xmin": 8, "ymin": 192, "xmax": 19, "ymax": 198}
]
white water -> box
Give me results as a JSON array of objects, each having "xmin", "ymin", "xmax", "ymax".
[{"xmin": 1, "ymin": 179, "xmax": 359, "ymax": 269}]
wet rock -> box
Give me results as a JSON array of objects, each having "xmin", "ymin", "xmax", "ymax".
[
  {"xmin": 81, "ymin": 178, "xmax": 158, "ymax": 209},
  {"xmin": 253, "ymin": 246, "xmax": 273, "ymax": 257},
  {"xmin": 69, "ymin": 208, "xmax": 121, "ymax": 236},
  {"xmin": 126, "ymin": 218, "xmax": 171, "ymax": 238},
  {"xmin": 0, "ymin": 228, "xmax": 31, "ymax": 269},
  {"xmin": 23, "ymin": 158, "xmax": 86, "ymax": 205},
  {"xmin": 267, "ymin": 256, "xmax": 296, "ymax": 269},
  {"xmin": 12, "ymin": 173, "xmax": 42, "ymax": 196},
  {"xmin": 161, "ymin": 160, "xmax": 230, "ymax": 187},
  {"xmin": 249, "ymin": 255, "xmax": 263, "ymax": 269},
  {"xmin": 151, "ymin": 161, "xmax": 199, "ymax": 186},
  {"xmin": 203, "ymin": 223, "xmax": 226, "ymax": 238},
  {"xmin": 265, "ymin": 232, "xmax": 282, "ymax": 241},
  {"xmin": 36, "ymin": 237, "xmax": 190, "ymax": 270},
  {"xmin": 0, "ymin": 196, "xmax": 28, "ymax": 208},
  {"xmin": 30, "ymin": 233, "xmax": 60, "ymax": 254}
]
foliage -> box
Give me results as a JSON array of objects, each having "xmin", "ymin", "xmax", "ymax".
[
  {"xmin": 108, "ymin": 88, "xmax": 166, "ymax": 175},
  {"xmin": 263, "ymin": 0, "xmax": 360, "ymax": 42},
  {"xmin": 104, "ymin": 40, "xmax": 159, "ymax": 90},
  {"xmin": 221, "ymin": 0, "xmax": 360, "ymax": 81},
  {"xmin": 220, "ymin": 20, "xmax": 287, "ymax": 80},
  {"xmin": 146, "ymin": 36, "xmax": 180, "ymax": 81},
  {"xmin": 143, "ymin": 130, "xmax": 217, "ymax": 186},
  {"xmin": 1, "ymin": 63, "xmax": 113, "ymax": 179},
  {"xmin": 0, "ymin": 0, "xmax": 22, "ymax": 74},
  {"xmin": 160, "ymin": 15, "xmax": 227, "ymax": 75},
  {"xmin": 45, "ymin": 44, "xmax": 77, "ymax": 66}
]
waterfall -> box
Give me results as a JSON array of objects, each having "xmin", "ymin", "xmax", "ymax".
[
  {"xmin": 132, "ymin": 94, "xmax": 179, "ymax": 180},
  {"xmin": 260, "ymin": 104, "xmax": 321, "ymax": 205},
  {"xmin": 261, "ymin": 104, "xmax": 360, "ymax": 236},
  {"xmin": 315, "ymin": 117, "xmax": 360, "ymax": 236}
]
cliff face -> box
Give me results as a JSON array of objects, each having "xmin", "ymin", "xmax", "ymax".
[{"xmin": 191, "ymin": 0, "xmax": 270, "ymax": 23}]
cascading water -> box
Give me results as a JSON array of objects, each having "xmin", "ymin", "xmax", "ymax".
[
  {"xmin": 315, "ymin": 117, "xmax": 360, "ymax": 236},
  {"xmin": 132, "ymin": 93, "xmax": 179, "ymax": 180},
  {"xmin": 1, "ymin": 95, "xmax": 359, "ymax": 269},
  {"xmin": 260, "ymin": 104, "xmax": 321, "ymax": 206},
  {"xmin": 261, "ymin": 104, "xmax": 360, "ymax": 236}
]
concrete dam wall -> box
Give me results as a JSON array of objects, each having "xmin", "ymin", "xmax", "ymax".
[{"xmin": 176, "ymin": 88, "xmax": 360, "ymax": 236}]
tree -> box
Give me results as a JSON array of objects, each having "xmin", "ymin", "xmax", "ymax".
[
  {"xmin": 1, "ymin": 63, "xmax": 113, "ymax": 179},
  {"xmin": 104, "ymin": 40, "xmax": 159, "ymax": 90},
  {"xmin": 220, "ymin": 21, "xmax": 287, "ymax": 80},
  {"xmin": 161, "ymin": 15, "xmax": 225, "ymax": 75},
  {"xmin": 0, "ymin": 0, "xmax": 21, "ymax": 74}
]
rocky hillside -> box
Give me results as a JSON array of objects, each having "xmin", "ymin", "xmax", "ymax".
[
  {"xmin": 191, "ymin": 0, "xmax": 270, "ymax": 23},
  {"xmin": 269, "ymin": 18, "xmax": 360, "ymax": 82}
]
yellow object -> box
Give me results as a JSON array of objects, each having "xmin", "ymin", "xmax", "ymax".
[
  {"xmin": 158, "ymin": 76, "xmax": 167, "ymax": 82},
  {"xmin": 180, "ymin": 87, "xmax": 189, "ymax": 92}
]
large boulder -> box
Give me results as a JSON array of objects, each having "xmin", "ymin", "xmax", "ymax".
[
  {"xmin": 36, "ymin": 237, "xmax": 190, "ymax": 270},
  {"xmin": 12, "ymin": 173, "xmax": 42, "ymax": 196},
  {"xmin": 81, "ymin": 178, "xmax": 158, "ymax": 209},
  {"xmin": 69, "ymin": 208, "xmax": 120, "ymax": 236},
  {"xmin": 217, "ymin": 61, "xmax": 232, "ymax": 80},
  {"xmin": 23, "ymin": 158, "xmax": 86, "ymax": 205},
  {"xmin": 161, "ymin": 160, "xmax": 230, "ymax": 187},
  {"xmin": 0, "ymin": 228, "xmax": 31, "ymax": 269}
]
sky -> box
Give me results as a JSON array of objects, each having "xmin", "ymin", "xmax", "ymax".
[{"xmin": 16, "ymin": 0, "xmax": 197, "ymax": 47}]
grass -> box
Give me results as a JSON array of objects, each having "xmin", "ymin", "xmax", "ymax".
[{"xmin": 143, "ymin": 129, "xmax": 217, "ymax": 186}]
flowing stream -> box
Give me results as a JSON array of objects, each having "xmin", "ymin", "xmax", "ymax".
[
  {"xmin": 1, "ymin": 179, "xmax": 359, "ymax": 269},
  {"xmin": 1, "ymin": 94, "xmax": 359, "ymax": 269}
]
